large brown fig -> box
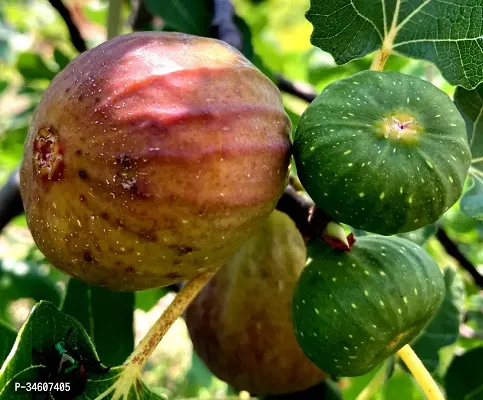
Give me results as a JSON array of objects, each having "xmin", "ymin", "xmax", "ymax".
[
  {"xmin": 185, "ymin": 210, "xmax": 327, "ymax": 395},
  {"xmin": 20, "ymin": 32, "xmax": 291, "ymax": 291}
]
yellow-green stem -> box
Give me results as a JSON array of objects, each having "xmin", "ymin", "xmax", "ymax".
[
  {"xmin": 356, "ymin": 363, "xmax": 387, "ymax": 400},
  {"xmin": 370, "ymin": 49, "xmax": 391, "ymax": 71},
  {"xmin": 126, "ymin": 269, "xmax": 216, "ymax": 368},
  {"xmin": 398, "ymin": 345, "xmax": 445, "ymax": 400}
]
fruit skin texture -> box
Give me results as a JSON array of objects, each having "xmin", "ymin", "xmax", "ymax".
[
  {"xmin": 20, "ymin": 32, "xmax": 291, "ymax": 291},
  {"xmin": 293, "ymin": 70, "xmax": 471, "ymax": 235},
  {"xmin": 293, "ymin": 235, "xmax": 445, "ymax": 377},
  {"xmin": 185, "ymin": 211, "xmax": 327, "ymax": 395}
]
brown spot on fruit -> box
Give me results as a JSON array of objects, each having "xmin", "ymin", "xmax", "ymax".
[
  {"xmin": 125, "ymin": 266, "xmax": 135, "ymax": 273},
  {"xmin": 101, "ymin": 212, "xmax": 109, "ymax": 220},
  {"xmin": 79, "ymin": 194, "xmax": 86, "ymax": 202},
  {"xmin": 78, "ymin": 169, "xmax": 88, "ymax": 179},
  {"xmin": 169, "ymin": 245, "xmax": 194, "ymax": 256},
  {"xmin": 33, "ymin": 127, "xmax": 64, "ymax": 182},
  {"xmin": 84, "ymin": 251, "xmax": 95, "ymax": 263},
  {"xmin": 165, "ymin": 272, "xmax": 182, "ymax": 280},
  {"xmin": 116, "ymin": 154, "xmax": 134, "ymax": 170}
]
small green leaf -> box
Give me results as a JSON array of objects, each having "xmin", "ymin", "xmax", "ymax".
[
  {"xmin": 445, "ymin": 347, "xmax": 483, "ymax": 400},
  {"xmin": 306, "ymin": 1, "xmax": 483, "ymax": 89},
  {"xmin": 466, "ymin": 294, "xmax": 483, "ymax": 331},
  {"xmin": 90, "ymin": 286, "xmax": 134, "ymax": 366},
  {"xmin": 381, "ymin": 368, "xmax": 425, "ymax": 400},
  {"xmin": 144, "ymin": 0, "xmax": 213, "ymax": 36},
  {"xmin": 0, "ymin": 302, "xmax": 163, "ymax": 400},
  {"xmin": 135, "ymin": 288, "xmax": 169, "ymax": 312},
  {"xmin": 16, "ymin": 52, "xmax": 56, "ymax": 81},
  {"xmin": 62, "ymin": 279, "xmax": 134, "ymax": 366},
  {"xmin": 0, "ymin": 260, "xmax": 62, "ymax": 322},
  {"xmin": 0, "ymin": 81, "xmax": 8, "ymax": 94},
  {"xmin": 175, "ymin": 351, "xmax": 214, "ymax": 397},
  {"xmin": 455, "ymin": 83, "xmax": 483, "ymax": 220},
  {"xmin": 53, "ymin": 48, "xmax": 71, "ymax": 71},
  {"xmin": 410, "ymin": 268, "xmax": 465, "ymax": 373},
  {"xmin": 0, "ymin": 320, "xmax": 16, "ymax": 366},
  {"xmin": 62, "ymin": 278, "xmax": 93, "ymax": 335},
  {"xmin": 0, "ymin": 301, "xmax": 105, "ymax": 392}
]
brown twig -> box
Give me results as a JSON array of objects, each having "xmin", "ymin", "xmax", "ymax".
[
  {"xmin": 47, "ymin": 0, "xmax": 87, "ymax": 53},
  {"xmin": 276, "ymin": 184, "xmax": 333, "ymax": 242}
]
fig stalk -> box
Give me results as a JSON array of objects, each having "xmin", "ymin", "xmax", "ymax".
[
  {"xmin": 398, "ymin": 345, "xmax": 445, "ymax": 400},
  {"xmin": 94, "ymin": 269, "xmax": 216, "ymax": 400},
  {"xmin": 355, "ymin": 363, "xmax": 387, "ymax": 400}
]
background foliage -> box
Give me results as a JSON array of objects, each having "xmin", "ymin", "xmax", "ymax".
[{"xmin": 0, "ymin": 0, "xmax": 482, "ymax": 399}]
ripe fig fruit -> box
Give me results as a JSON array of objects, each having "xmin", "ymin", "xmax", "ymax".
[
  {"xmin": 20, "ymin": 32, "xmax": 291, "ymax": 291},
  {"xmin": 185, "ymin": 210, "xmax": 327, "ymax": 395}
]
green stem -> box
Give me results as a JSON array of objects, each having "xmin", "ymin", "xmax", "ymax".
[
  {"xmin": 355, "ymin": 363, "xmax": 387, "ymax": 400},
  {"xmin": 107, "ymin": 0, "xmax": 123, "ymax": 40}
]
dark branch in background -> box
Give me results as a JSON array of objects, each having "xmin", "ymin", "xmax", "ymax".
[
  {"xmin": 0, "ymin": 170, "xmax": 23, "ymax": 232},
  {"xmin": 276, "ymin": 184, "xmax": 332, "ymax": 241},
  {"xmin": 275, "ymin": 75, "xmax": 316, "ymax": 102},
  {"xmin": 129, "ymin": 0, "xmax": 154, "ymax": 31},
  {"xmin": 47, "ymin": 0, "xmax": 87, "ymax": 53},
  {"xmin": 436, "ymin": 228, "xmax": 483, "ymax": 288},
  {"xmin": 211, "ymin": 0, "xmax": 242, "ymax": 50}
]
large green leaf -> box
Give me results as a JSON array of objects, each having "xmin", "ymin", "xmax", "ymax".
[
  {"xmin": 455, "ymin": 83, "xmax": 483, "ymax": 220},
  {"xmin": 144, "ymin": 0, "xmax": 213, "ymax": 36},
  {"xmin": 410, "ymin": 268, "xmax": 465, "ymax": 373},
  {"xmin": 0, "ymin": 320, "xmax": 16, "ymax": 366},
  {"xmin": 0, "ymin": 301, "xmax": 163, "ymax": 399},
  {"xmin": 62, "ymin": 279, "xmax": 134, "ymax": 366},
  {"xmin": 445, "ymin": 346, "xmax": 483, "ymax": 400},
  {"xmin": 306, "ymin": 0, "xmax": 483, "ymax": 89},
  {"xmin": 0, "ymin": 259, "xmax": 62, "ymax": 322}
]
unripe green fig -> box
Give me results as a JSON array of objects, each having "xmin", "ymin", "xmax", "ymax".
[
  {"xmin": 293, "ymin": 236, "xmax": 445, "ymax": 377},
  {"xmin": 20, "ymin": 32, "xmax": 291, "ymax": 291},
  {"xmin": 185, "ymin": 211, "xmax": 327, "ymax": 395},
  {"xmin": 294, "ymin": 70, "xmax": 471, "ymax": 235}
]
